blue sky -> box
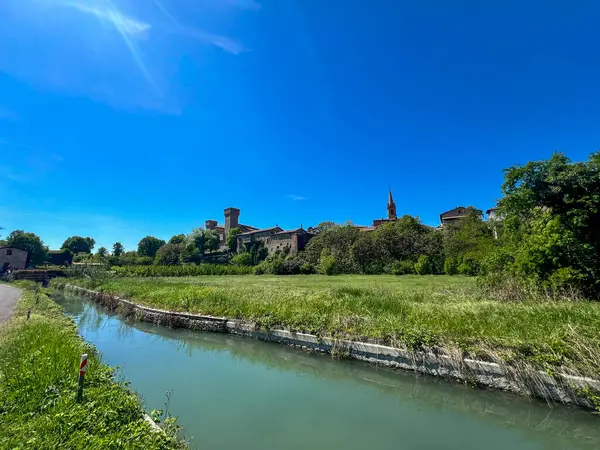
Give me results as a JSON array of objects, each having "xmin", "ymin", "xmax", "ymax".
[{"xmin": 1, "ymin": 0, "xmax": 599, "ymax": 251}]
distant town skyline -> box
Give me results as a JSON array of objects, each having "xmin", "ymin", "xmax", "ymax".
[{"xmin": 1, "ymin": 0, "xmax": 599, "ymax": 251}]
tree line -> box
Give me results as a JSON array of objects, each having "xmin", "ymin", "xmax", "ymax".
[{"xmin": 2, "ymin": 151, "xmax": 599, "ymax": 297}]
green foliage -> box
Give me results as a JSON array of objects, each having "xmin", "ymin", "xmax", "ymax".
[
  {"xmin": 414, "ymin": 255, "xmax": 432, "ymax": 275},
  {"xmin": 168, "ymin": 234, "xmax": 186, "ymax": 245},
  {"xmin": 154, "ymin": 244, "xmax": 183, "ymax": 266},
  {"xmin": 241, "ymin": 240, "xmax": 269, "ymax": 265},
  {"xmin": 62, "ymin": 236, "xmax": 96, "ymax": 254},
  {"xmin": 226, "ymin": 228, "xmax": 243, "ymax": 253},
  {"xmin": 204, "ymin": 230, "xmax": 220, "ymax": 253},
  {"xmin": 231, "ymin": 252, "xmax": 254, "ymax": 266},
  {"xmin": 112, "ymin": 264, "xmax": 253, "ymax": 277},
  {"xmin": 187, "ymin": 228, "xmax": 206, "ymax": 255},
  {"xmin": 484, "ymin": 151, "xmax": 600, "ymax": 297},
  {"xmin": 443, "ymin": 208, "xmax": 494, "ymax": 276},
  {"xmin": 318, "ymin": 250, "xmax": 338, "ymax": 275},
  {"xmin": 137, "ymin": 236, "xmax": 166, "ymax": 258},
  {"xmin": 5, "ymin": 230, "xmax": 49, "ymax": 267},
  {"xmin": 97, "ymin": 246, "xmax": 108, "ymax": 258},
  {"xmin": 444, "ymin": 257, "xmax": 458, "ymax": 275},
  {"xmin": 0, "ymin": 286, "xmax": 185, "ymax": 449},
  {"xmin": 391, "ymin": 260, "xmax": 415, "ymax": 275},
  {"xmin": 48, "ymin": 248, "xmax": 73, "ymax": 266},
  {"xmin": 112, "ymin": 242, "xmax": 125, "ymax": 257}
]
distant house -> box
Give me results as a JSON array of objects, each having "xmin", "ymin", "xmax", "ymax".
[
  {"xmin": 439, "ymin": 206, "xmax": 483, "ymax": 227},
  {"xmin": 0, "ymin": 246, "xmax": 28, "ymax": 271}
]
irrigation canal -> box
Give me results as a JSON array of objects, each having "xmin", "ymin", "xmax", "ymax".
[{"xmin": 56, "ymin": 292, "xmax": 600, "ymax": 450}]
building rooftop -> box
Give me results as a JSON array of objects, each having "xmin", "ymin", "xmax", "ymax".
[{"xmin": 237, "ymin": 226, "xmax": 283, "ymax": 237}]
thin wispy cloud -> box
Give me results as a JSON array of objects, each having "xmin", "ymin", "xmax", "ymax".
[
  {"xmin": 152, "ymin": 0, "xmax": 247, "ymax": 55},
  {"xmin": 66, "ymin": 1, "xmax": 159, "ymax": 94},
  {"xmin": 287, "ymin": 194, "xmax": 308, "ymax": 201}
]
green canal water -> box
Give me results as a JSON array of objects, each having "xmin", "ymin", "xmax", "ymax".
[{"xmin": 56, "ymin": 293, "xmax": 600, "ymax": 450}]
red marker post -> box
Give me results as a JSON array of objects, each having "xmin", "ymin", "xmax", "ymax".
[{"xmin": 77, "ymin": 353, "xmax": 88, "ymax": 402}]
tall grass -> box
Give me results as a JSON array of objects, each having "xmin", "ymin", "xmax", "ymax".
[
  {"xmin": 61, "ymin": 275, "xmax": 600, "ymax": 374},
  {"xmin": 0, "ymin": 282, "xmax": 186, "ymax": 449}
]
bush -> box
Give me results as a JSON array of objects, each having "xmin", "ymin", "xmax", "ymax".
[
  {"xmin": 414, "ymin": 255, "xmax": 431, "ymax": 275},
  {"xmin": 231, "ymin": 252, "xmax": 254, "ymax": 266},
  {"xmin": 457, "ymin": 255, "xmax": 479, "ymax": 276},
  {"xmin": 391, "ymin": 260, "xmax": 415, "ymax": 275},
  {"xmin": 300, "ymin": 262, "xmax": 316, "ymax": 274},
  {"xmin": 444, "ymin": 257, "xmax": 458, "ymax": 275},
  {"xmin": 318, "ymin": 252, "xmax": 338, "ymax": 275},
  {"xmin": 154, "ymin": 244, "xmax": 183, "ymax": 266}
]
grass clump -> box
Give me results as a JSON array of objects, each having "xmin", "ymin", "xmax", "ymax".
[
  {"xmin": 0, "ymin": 282, "xmax": 186, "ymax": 449},
  {"xmin": 59, "ymin": 275, "xmax": 600, "ymax": 376}
]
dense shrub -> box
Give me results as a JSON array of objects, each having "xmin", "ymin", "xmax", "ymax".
[
  {"xmin": 391, "ymin": 260, "xmax": 415, "ymax": 275},
  {"xmin": 154, "ymin": 244, "xmax": 183, "ymax": 266},
  {"xmin": 444, "ymin": 257, "xmax": 458, "ymax": 275},
  {"xmin": 231, "ymin": 252, "xmax": 254, "ymax": 266},
  {"xmin": 112, "ymin": 264, "xmax": 253, "ymax": 277},
  {"xmin": 414, "ymin": 255, "xmax": 432, "ymax": 275}
]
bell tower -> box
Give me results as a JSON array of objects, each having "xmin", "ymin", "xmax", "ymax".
[{"xmin": 387, "ymin": 189, "xmax": 397, "ymax": 220}]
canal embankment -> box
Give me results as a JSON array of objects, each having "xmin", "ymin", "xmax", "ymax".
[
  {"xmin": 0, "ymin": 282, "xmax": 186, "ymax": 449},
  {"xmin": 58, "ymin": 282, "xmax": 600, "ymax": 411}
]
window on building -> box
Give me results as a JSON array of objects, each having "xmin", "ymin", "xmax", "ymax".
[{"xmin": 6, "ymin": 249, "xmax": 12, "ymax": 256}]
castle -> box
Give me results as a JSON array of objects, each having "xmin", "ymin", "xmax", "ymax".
[{"xmin": 205, "ymin": 190, "xmax": 402, "ymax": 255}]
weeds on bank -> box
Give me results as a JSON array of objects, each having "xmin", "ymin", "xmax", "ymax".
[
  {"xmin": 59, "ymin": 275, "xmax": 600, "ymax": 377},
  {"xmin": 0, "ymin": 282, "xmax": 186, "ymax": 449}
]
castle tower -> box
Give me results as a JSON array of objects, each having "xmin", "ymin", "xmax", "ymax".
[
  {"xmin": 387, "ymin": 189, "xmax": 397, "ymax": 220},
  {"xmin": 224, "ymin": 207, "xmax": 240, "ymax": 236}
]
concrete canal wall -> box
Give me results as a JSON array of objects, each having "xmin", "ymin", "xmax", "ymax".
[{"xmin": 61, "ymin": 284, "xmax": 600, "ymax": 410}]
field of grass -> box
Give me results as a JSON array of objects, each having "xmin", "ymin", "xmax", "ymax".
[
  {"xmin": 63, "ymin": 275, "xmax": 600, "ymax": 374},
  {"xmin": 0, "ymin": 282, "xmax": 186, "ymax": 449}
]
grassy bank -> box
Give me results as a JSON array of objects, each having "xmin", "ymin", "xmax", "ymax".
[
  {"xmin": 0, "ymin": 282, "xmax": 186, "ymax": 449},
  {"xmin": 59, "ymin": 275, "xmax": 600, "ymax": 377}
]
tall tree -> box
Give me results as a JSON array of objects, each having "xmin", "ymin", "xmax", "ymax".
[
  {"xmin": 112, "ymin": 242, "xmax": 124, "ymax": 257},
  {"xmin": 5, "ymin": 230, "xmax": 49, "ymax": 267},
  {"xmin": 154, "ymin": 243, "xmax": 183, "ymax": 265},
  {"xmin": 137, "ymin": 236, "xmax": 166, "ymax": 258},
  {"xmin": 62, "ymin": 236, "xmax": 96, "ymax": 254},
  {"xmin": 97, "ymin": 247, "xmax": 108, "ymax": 258},
  {"xmin": 168, "ymin": 234, "xmax": 186, "ymax": 245},
  {"xmin": 226, "ymin": 228, "xmax": 242, "ymax": 253},
  {"xmin": 204, "ymin": 230, "xmax": 220, "ymax": 253}
]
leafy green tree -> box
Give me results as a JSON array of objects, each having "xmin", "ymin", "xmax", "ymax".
[
  {"xmin": 97, "ymin": 247, "xmax": 108, "ymax": 258},
  {"xmin": 204, "ymin": 230, "xmax": 220, "ymax": 253},
  {"xmin": 443, "ymin": 208, "xmax": 494, "ymax": 275},
  {"xmin": 350, "ymin": 232, "xmax": 381, "ymax": 273},
  {"xmin": 168, "ymin": 234, "xmax": 186, "ymax": 245},
  {"xmin": 62, "ymin": 236, "xmax": 96, "ymax": 254},
  {"xmin": 313, "ymin": 221, "xmax": 337, "ymax": 234},
  {"xmin": 226, "ymin": 228, "xmax": 243, "ymax": 253},
  {"xmin": 112, "ymin": 242, "xmax": 124, "ymax": 257},
  {"xmin": 154, "ymin": 244, "xmax": 182, "ymax": 265},
  {"xmin": 490, "ymin": 151, "xmax": 600, "ymax": 295},
  {"xmin": 187, "ymin": 228, "xmax": 206, "ymax": 255},
  {"xmin": 5, "ymin": 230, "xmax": 49, "ymax": 267},
  {"xmin": 137, "ymin": 236, "xmax": 166, "ymax": 258}
]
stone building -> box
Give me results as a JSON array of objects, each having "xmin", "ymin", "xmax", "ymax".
[
  {"xmin": 0, "ymin": 246, "xmax": 28, "ymax": 271},
  {"xmin": 205, "ymin": 207, "xmax": 259, "ymax": 246},
  {"xmin": 237, "ymin": 226, "xmax": 314, "ymax": 255}
]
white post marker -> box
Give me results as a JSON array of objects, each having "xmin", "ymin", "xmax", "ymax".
[{"xmin": 77, "ymin": 353, "xmax": 88, "ymax": 402}]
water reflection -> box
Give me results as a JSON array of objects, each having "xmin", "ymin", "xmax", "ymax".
[{"xmin": 57, "ymin": 293, "xmax": 600, "ymax": 450}]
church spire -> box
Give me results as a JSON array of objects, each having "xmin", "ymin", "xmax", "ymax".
[{"xmin": 387, "ymin": 188, "xmax": 397, "ymax": 220}]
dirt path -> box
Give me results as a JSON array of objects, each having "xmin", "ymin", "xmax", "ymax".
[{"xmin": 0, "ymin": 284, "xmax": 21, "ymax": 324}]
